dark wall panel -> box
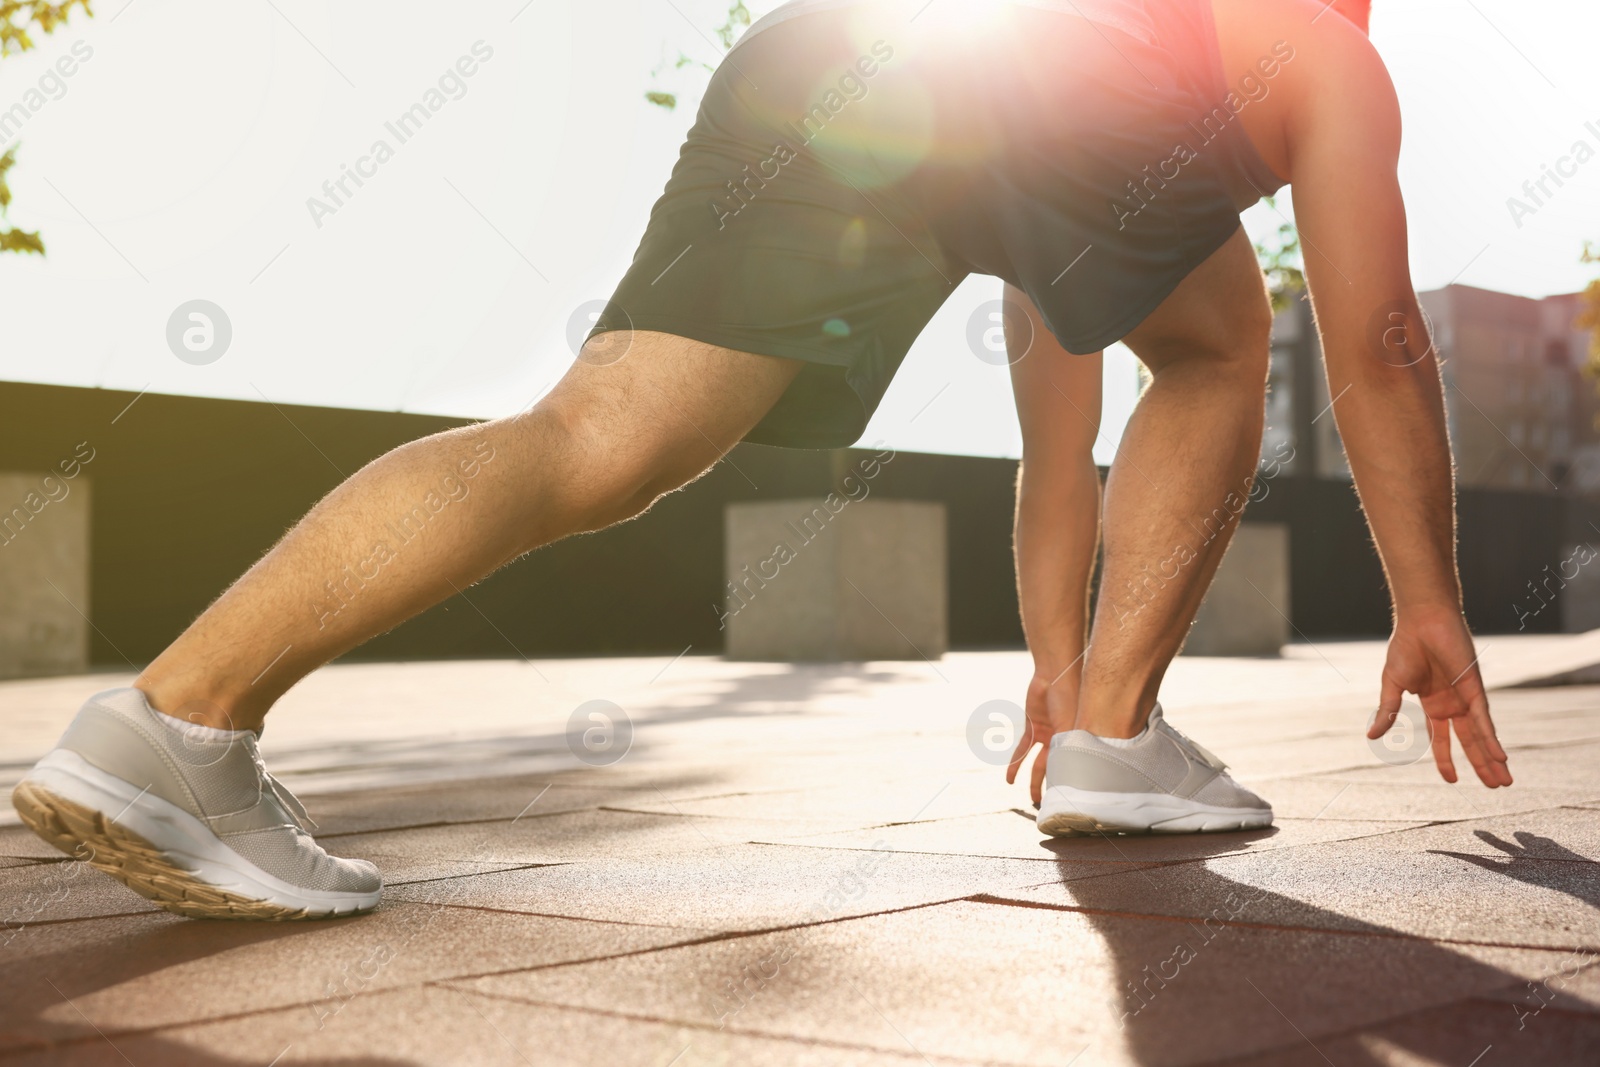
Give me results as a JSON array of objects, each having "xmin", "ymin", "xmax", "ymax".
[{"xmin": 0, "ymin": 381, "xmax": 1575, "ymax": 667}]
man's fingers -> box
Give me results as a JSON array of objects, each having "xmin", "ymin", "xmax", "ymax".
[
  {"xmin": 1454, "ymin": 714, "xmax": 1512, "ymax": 788},
  {"xmin": 1450, "ymin": 712, "xmax": 1497, "ymax": 787},
  {"xmin": 1369, "ymin": 671, "xmax": 1404, "ymax": 740},
  {"xmin": 1429, "ymin": 713, "xmax": 1457, "ymax": 783},
  {"xmin": 1459, "ymin": 675, "xmax": 1509, "ymax": 765},
  {"xmin": 1030, "ymin": 747, "xmax": 1048, "ymax": 808},
  {"xmin": 1006, "ymin": 720, "xmax": 1042, "ymax": 786},
  {"xmin": 1451, "ymin": 666, "xmax": 1511, "ymax": 787},
  {"xmin": 1457, "ymin": 712, "xmax": 1513, "ymax": 788}
]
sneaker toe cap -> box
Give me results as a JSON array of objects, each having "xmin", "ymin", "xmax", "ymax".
[
  {"xmin": 1193, "ymin": 775, "xmax": 1272, "ymax": 812},
  {"xmin": 333, "ymin": 856, "xmax": 383, "ymax": 894}
]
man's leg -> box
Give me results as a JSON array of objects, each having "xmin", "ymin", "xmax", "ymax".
[
  {"xmin": 137, "ymin": 333, "xmax": 803, "ymax": 731},
  {"xmin": 1075, "ymin": 228, "xmax": 1273, "ymax": 737},
  {"xmin": 17, "ymin": 331, "xmax": 802, "ymax": 917}
]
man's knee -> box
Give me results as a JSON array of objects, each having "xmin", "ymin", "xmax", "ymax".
[
  {"xmin": 1123, "ymin": 229, "xmax": 1275, "ymax": 379},
  {"xmin": 1134, "ymin": 291, "xmax": 1273, "ymax": 381},
  {"xmin": 513, "ymin": 400, "xmax": 710, "ymax": 534}
]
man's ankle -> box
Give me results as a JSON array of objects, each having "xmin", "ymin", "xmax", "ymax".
[
  {"xmin": 135, "ymin": 679, "xmax": 252, "ymax": 732},
  {"xmin": 1075, "ymin": 716, "xmax": 1146, "ymax": 740}
]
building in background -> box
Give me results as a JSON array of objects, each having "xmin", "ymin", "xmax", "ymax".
[
  {"xmin": 1267, "ymin": 285, "xmax": 1598, "ymax": 493},
  {"xmin": 1420, "ymin": 286, "xmax": 1598, "ymax": 493},
  {"xmin": 1265, "ymin": 297, "xmax": 1350, "ymax": 481}
]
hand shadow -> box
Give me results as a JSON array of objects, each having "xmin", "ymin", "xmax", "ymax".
[{"xmin": 1043, "ymin": 826, "xmax": 1600, "ymax": 1066}]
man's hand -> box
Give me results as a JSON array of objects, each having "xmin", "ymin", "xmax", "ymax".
[
  {"xmin": 1367, "ymin": 606, "xmax": 1511, "ymax": 788},
  {"xmin": 1007, "ymin": 671, "xmax": 1077, "ymax": 806}
]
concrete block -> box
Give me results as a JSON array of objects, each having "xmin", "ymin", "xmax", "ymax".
[
  {"xmin": 1182, "ymin": 521, "xmax": 1289, "ymax": 657},
  {"xmin": 723, "ymin": 499, "xmax": 946, "ymax": 661},
  {"xmin": 1559, "ymin": 542, "xmax": 1600, "ymax": 634},
  {"xmin": 0, "ymin": 473, "xmax": 91, "ymax": 679}
]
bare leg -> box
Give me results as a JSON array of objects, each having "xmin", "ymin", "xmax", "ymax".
[
  {"xmin": 1003, "ymin": 284, "xmax": 1104, "ymax": 800},
  {"xmin": 1075, "ymin": 229, "xmax": 1273, "ymax": 737},
  {"xmin": 135, "ymin": 333, "xmax": 802, "ymax": 731}
]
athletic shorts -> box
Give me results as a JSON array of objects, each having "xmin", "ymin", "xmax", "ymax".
[{"xmin": 589, "ymin": 1, "xmax": 1245, "ymax": 449}]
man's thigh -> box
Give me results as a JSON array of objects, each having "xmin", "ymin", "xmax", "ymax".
[
  {"xmin": 1120, "ymin": 228, "xmax": 1272, "ymax": 372},
  {"xmin": 539, "ymin": 330, "xmax": 804, "ymax": 487}
]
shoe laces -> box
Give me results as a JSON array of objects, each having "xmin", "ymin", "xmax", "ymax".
[
  {"xmin": 1154, "ymin": 713, "xmax": 1228, "ymax": 772},
  {"xmin": 243, "ymin": 736, "xmax": 318, "ymax": 832}
]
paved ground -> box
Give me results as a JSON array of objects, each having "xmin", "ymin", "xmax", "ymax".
[{"xmin": 2, "ymin": 637, "xmax": 1598, "ymax": 1066}]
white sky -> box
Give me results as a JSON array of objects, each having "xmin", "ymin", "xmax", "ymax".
[{"xmin": 1, "ymin": 0, "xmax": 1596, "ymax": 462}]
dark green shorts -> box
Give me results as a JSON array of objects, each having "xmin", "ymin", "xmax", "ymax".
[{"xmin": 590, "ymin": 3, "xmax": 1243, "ymax": 449}]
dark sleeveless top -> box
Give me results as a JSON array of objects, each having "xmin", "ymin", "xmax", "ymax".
[
  {"xmin": 740, "ymin": 0, "xmax": 1287, "ymax": 211},
  {"xmin": 1145, "ymin": 0, "xmax": 1288, "ymax": 208}
]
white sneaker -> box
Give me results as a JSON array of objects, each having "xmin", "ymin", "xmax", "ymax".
[
  {"xmin": 1038, "ymin": 703, "xmax": 1272, "ymax": 835},
  {"xmin": 12, "ymin": 688, "xmax": 381, "ymax": 920}
]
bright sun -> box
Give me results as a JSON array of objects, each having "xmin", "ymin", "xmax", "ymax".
[{"xmin": 916, "ymin": 0, "xmax": 1013, "ymax": 33}]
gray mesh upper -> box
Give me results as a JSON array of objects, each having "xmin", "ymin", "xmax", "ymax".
[
  {"xmin": 1047, "ymin": 703, "xmax": 1268, "ymax": 810},
  {"xmin": 59, "ymin": 687, "xmax": 379, "ymax": 892}
]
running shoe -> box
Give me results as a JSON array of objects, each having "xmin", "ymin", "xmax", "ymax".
[
  {"xmin": 12, "ymin": 688, "xmax": 380, "ymax": 919},
  {"xmin": 1038, "ymin": 703, "xmax": 1272, "ymax": 835}
]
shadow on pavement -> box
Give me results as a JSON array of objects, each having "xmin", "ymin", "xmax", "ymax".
[{"xmin": 1048, "ymin": 828, "xmax": 1600, "ymax": 1065}]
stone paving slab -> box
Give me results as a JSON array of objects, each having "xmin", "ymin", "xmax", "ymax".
[
  {"xmin": 3, "ymin": 651, "xmax": 1598, "ymax": 1066},
  {"xmin": 0, "ymin": 825, "xmax": 69, "ymax": 861},
  {"xmin": 0, "ymin": 902, "xmax": 690, "ymax": 1048},
  {"xmin": 451, "ymin": 898, "xmax": 1579, "ymax": 1067},
  {"xmin": 5, "ymin": 650, "xmax": 1592, "ymax": 816},
  {"xmin": 1217, "ymin": 993, "xmax": 1600, "ymax": 1066},
  {"xmin": 355, "ymin": 855, "xmax": 553, "ymax": 887},
  {"xmin": 1239, "ymin": 775, "xmax": 1599, "ymax": 822},
  {"xmin": 757, "ymin": 810, "xmax": 1425, "ymax": 864},
  {"xmin": 0, "ymin": 860, "xmax": 157, "ymax": 929},
  {"xmin": 1324, "ymin": 735, "xmax": 1600, "ymax": 793},
  {"xmin": 387, "ymin": 843, "xmax": 1139, "ymax": 932},
  {"xmin": 1454, "ymin": 684, "xmax": 1600, "ymax": 745},
  {"xmin": 1477, "ymin": 958, "xmax": 1600, "ymax": 1016},
  {"xmin": 323, "ymin": 808, "xmax": 862, "ymax": 869},
  {"xmin": 987, "ymin": 808, "xmax": 1600, "ymax": 951},
  {"xmin": 301, "ymin": 778, "xmax": 650, "ymax": 836},
  {"xmin": 611, "ymin": 773, "xmax": 1022, "ymax": 830},
  {"xmin": 1, "ymin": 984, "xmax": 961, "ymax": 1067}
]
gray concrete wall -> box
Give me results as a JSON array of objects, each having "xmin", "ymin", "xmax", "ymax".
[
  {"xmin": 0, "ymin": 473, "xmax": 91, "ymax": 679},
  {"xmin": 1559, "ymin": 542, "xmax": 1600, "ymax": 634},
  {"xmin": 1182, "ymin": 522, "xmax": 1290, "ymax": 657},
  {"xmin": 724, "ymin": 499, "xmax": 947, "ymax": 661}
]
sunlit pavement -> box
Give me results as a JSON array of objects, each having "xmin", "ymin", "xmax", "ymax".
[{"xmin": 3, "ymin": 638, "xmax": 1598, "ymax": 1066}]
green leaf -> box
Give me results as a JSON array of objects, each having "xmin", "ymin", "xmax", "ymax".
[
  {"xmin": 0, "ymin": 225, "xmax": 44, "ymax": 254},
  {"xmin": 1, "ymin": 1, "xmax": 95, "ymax": 253}
]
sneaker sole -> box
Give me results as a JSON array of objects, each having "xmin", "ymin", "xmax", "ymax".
[
  {"xmin": 1037, "ymin": 784, "xmax": 1272, "ymax": 836},
  {"xmin": 13, "ymin": 752, "xmax": 380, "ymax": 921}
]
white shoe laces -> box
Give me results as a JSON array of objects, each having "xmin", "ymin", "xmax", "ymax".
[
  {"xmin": 1154, "ymin": 713, "xmax": 1229, "ymax": 772},
  {"xmin": 244, "ymin": 737, "xmax": 317, "ymax": 831}
]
